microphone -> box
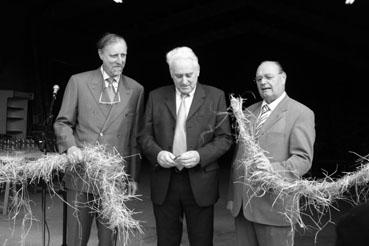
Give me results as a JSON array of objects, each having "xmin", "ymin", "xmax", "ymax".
[{"xmin": 53, "ymin": 85, "xmax": 60, "ymax": 98}]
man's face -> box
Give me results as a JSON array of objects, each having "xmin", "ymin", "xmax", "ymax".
[
  {"xmin": 98, "ymin": 40, "xmax": 127, "ymax": 77},
  {"xmin": 255, "ymin": 62, "xmax": 286, "ymax": 103},
  {"xmin": 170, "ymin": 58, "xmax": 199, "ymax": 94}
]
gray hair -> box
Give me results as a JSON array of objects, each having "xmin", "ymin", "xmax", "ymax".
[
  {"xmin": 97, "ymin": 33, "xmax": 126, "ymax": 50},
  {"xmin": 166, "ymin": 46, "xmax": 200, "ymax": 70}
]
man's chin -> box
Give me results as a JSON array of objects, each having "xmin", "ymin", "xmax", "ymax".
[
  {"xmin": 261, "ymin": 91, "xmax": 272, "ymax": 97},
  {"xmin": 180, "ymin": 87, "xmax": 194, "ymax": 94},
  {"xmin": 112, "ymin": 68, "xmax": 123, "ymax": 75},
  {"xmin": 263, "ymin": 95, "xmax": 277, "ymax": 103}
]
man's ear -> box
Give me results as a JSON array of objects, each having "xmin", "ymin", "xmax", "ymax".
[
  {"xmin": 98, "ymin": 49, "xmax": 103, "ymax": 60},
  {"xmin": 281, "ymin": 72, "xmax": 287, "ymax": 84}
]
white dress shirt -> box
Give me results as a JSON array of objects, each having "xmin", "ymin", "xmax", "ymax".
[
  {"xmin": 101, "ymin": 66, "xmax": 120, "ymax": 93},
  {"xmin": 260, "ymin": 91, "xmax": 287, "ymax": 116},
  {"xmin": 175, "ymin": 87, "xmax": 196, "ymax": 118}
]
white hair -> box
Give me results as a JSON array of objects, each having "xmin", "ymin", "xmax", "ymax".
[{"xmin": 166, "ymin": 46, "xmax": 199, "ymax": 69}]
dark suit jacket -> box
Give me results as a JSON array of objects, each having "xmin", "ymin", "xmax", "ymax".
[
  {"xmin": 139, "ymin": 84, "xmax": 232, "ymax": 207},
  {"xmin": 228, "ymin": 95, "xmax": 315, "ymax": 226},
  {"xmin": 54, "ymin": 68, "xmax": 144, "ymax": 192}
]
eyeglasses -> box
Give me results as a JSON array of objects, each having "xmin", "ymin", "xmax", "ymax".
[
  {"xmin": 99, "ymin": 91, "xmax": 121, "ymax": 105},
  {"xmin": 254, "ymin": 72, "xmax": 282, "ymax": 83}
]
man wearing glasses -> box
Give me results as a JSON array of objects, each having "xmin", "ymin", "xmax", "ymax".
[
  {"xmin": 54, "ymin": 33, "xmax": 144, "ymax": 246},
  {"xmin": 227, "ymin": 61, "xmax": 315, "ymax": 246}
]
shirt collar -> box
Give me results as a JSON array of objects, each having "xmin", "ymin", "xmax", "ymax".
[
  {"xmin": 175, "ymin": 86, "xmax": 196, "ymax": 98},
  {"xmin": 262, "ymin": 91, "xmax": 286, "ymax": 112},
  {"xmin": 100, "ymin": 66, "xmax": 120, "ymax": 91}
]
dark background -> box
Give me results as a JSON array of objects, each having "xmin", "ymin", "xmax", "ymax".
[{"xmin": 1, "ymin": 0, "xmax": 368, "ymax": 177}]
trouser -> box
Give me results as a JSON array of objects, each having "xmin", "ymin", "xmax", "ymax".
[
  {"xmin": 66, "ymin": 189, "xmax": 116, "ymax": 246},
  {"xmin": 153, "ymin": 169, "xmax": 214, "ymax": 246},
  {"xmin": 234, "ymin": 210, "xmax": 294, "ymax": 246}
]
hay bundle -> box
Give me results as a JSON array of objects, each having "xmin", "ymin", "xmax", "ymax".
[{"xmin": 0, "ymin": 145, "xmax": 141, "ymax": 245}]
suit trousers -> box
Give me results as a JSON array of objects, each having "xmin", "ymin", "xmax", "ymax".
[
  {"xmin": 234, "ymin": 210, "xmax": 294, "ymax": 246},
  {"xmin": 66, "ymin": 189, "xmax": 116, "ymax": 246},
  {"xmin": 153, "ymin": 169, "xmax": 214, "ymax": 246}
]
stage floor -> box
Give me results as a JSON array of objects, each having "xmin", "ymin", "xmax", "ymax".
[{"xmin": 0, "ymin": 164, "xmax": 352, "ymax": 246}]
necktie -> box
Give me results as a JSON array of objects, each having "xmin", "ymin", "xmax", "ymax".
[
  {"xmin": 105, "ymin": 78, "xmax": 116, "ymax": 102},
  {"xmin": 255, "ymin": 104, "xmax": 271, "ymax": 137},
  {"xmin": 173, "ymin": 94, "xmax": 188, "ymax": 169}
]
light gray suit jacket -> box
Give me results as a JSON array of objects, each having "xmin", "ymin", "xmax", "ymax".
[
  {"xmin": 228, "ymin": 95, "xmax": 315, "ymax": 226},
  {"xmin": 54, "ymin": 68, "xmax": 144, "ymax": 192}
]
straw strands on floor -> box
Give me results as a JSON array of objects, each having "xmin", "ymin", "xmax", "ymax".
[
  {"xmin": 0, "ymin": 145, "xmax": 141, "ymax": 245},
  {"xmin": 230, "ymin": 96, "xmax": 369, "ymax": 231}
]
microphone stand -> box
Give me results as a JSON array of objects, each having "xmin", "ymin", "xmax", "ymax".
[
  {"xmin": 39, "ymin": 90, "xmax": 58, "ymax": 246},
  {"xmin": 61, "ymin": 180, "xmax": 67, "ymax": 245}
]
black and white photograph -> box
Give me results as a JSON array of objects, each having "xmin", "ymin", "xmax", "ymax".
[{"xmin": 1, "ymin": 0, "xmax": 369, "ymax": 245}]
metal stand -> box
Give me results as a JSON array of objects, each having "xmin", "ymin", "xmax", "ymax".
[
  {"xmin": 39, "ymin": 132, "xmax": 49, "ymax": 246},
  {"xmin": 39, "ymin": 86, "xmax": 59, "ymax": 246},
  {"xmin": 41, "ymin": 180, "xmax": 47, "ymax": 246},
  {"xmin": 61, "ymin": 186, "xmax": 67, "ymax": 246}
]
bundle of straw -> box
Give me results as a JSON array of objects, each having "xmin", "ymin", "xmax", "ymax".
[
  {"xmin": 230, "ymin": 96, "xmax": 369, "ymax": 231},
  {"xmin": 0, "ymin": 145, "xmax": 141, "ymax": 245}
]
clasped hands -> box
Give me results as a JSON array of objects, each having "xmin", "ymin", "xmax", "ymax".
[
  {"xmin": 157, "ymin": 150, "xmax": 200, "ymax": 169},
  {"xmin": 66, "ymin": 146, "xmax": 138, "ymax": 195}
]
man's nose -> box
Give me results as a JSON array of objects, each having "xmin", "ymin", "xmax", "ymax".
[
  {"xmin": 181, "ymin": 77, "xmax": 189, "ymax": 85},
  {"xmin": 116, "ymin": 56, "xmax": 124, "ymax": 64},
  {"xmin": 260, "ymin": 77, "xmax": 268, "ymax": 84}
]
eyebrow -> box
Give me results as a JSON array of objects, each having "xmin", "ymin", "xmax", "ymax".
[
  {"xmin": 175, "ymin": 72, "xmax": 193, "ymax": 76},
  {"xmin": 256, "ymin": 73, "xmax": 277, "ymax": 77}
]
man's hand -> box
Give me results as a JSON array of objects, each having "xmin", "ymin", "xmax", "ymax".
[
  {"xmin": 67, "ymin": 146, "xmax": 83, "ymax": 164},
  {"xmin": 175, "ymin": 151, "xmax": 200, "ymax": 169},
  {"xmin": 157, "ymin": 150, "xmax": 176, "ymax": 168},
  {"xmin": 128, "ymin": 181, "xmax": 138, "ymax": 196},
  {"xmin": 270, "ymin": 161, "xmax": 295, "ymax": 179},
  {"xmin": 253, "ymin": 152, "xmax": 271, "ymax": 172},
  {"xmin": 226, "ymin": 201, "xmax": 234, "ymax": 212}
]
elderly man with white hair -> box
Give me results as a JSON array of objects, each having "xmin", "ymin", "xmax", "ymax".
[{"xmin": 139, "ymin": 46, "xmax": 232, "ymax": 246}]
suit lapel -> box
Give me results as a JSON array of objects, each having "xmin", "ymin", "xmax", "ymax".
[
  {"xmin": 249, "ymin": 102, "xmax": 262, "ymax": 124},
  {"xmin": 187, "ymin": 84, "xmax": 205, "ymax": 121},
  {"xmin": 87, "ymin": 69, "xmax": 108, "ymax": 118},
  {"xmin": 164, "ymin": 86, "xmax": 176, "ymax": 120},
  {"xmin": 261, "ymin": 96, "xmax": 289, "ymax": 133}
]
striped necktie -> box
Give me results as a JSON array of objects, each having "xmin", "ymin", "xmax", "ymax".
[
  {"xmin": 105, "ymin": 77, "xmax": 116, "ymax": 102},
  {"xmin": 173, "ymin": 93, "xmax": 189, "ymax": 169},
  {"xmin": 255, "ymin": 104, "xmax": 271, "ymax": 137}
]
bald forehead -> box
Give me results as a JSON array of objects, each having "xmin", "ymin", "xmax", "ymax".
[{"xmin": 257, "ymin": 61, "xmax": 281, "ymax": 75}]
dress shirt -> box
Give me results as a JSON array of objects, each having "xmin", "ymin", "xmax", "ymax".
[
  {"xmin": 260, "ymin": 91, "xmax": 287, "ymax": 116},
  {"xmin": 100, "ymin": 66, "xmax": 120, "ymax": 93},
  {"xmin": 175, "ymin": 87, "xmax": 196, "ymax": 117}
]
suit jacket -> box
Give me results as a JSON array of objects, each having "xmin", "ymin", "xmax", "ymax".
[
  {"xmin": 139, "ymin": 84, "xmax": 232, "ymax": 207},
  {"xmin": 228, "ymin": 95, "xmax": 315, "ymax": 226},
  {"xmin": 54, "ymin": 68, "xmax": 144, "ymax": 193}
]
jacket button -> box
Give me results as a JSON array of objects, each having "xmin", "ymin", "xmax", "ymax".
[{"xmin": 100, "ymin": 132, "xmax": 103, "ymax": 136}]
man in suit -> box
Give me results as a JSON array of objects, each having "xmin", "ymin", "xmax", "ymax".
[
  {"xmin": 54, "ymin": 33, "xmax": 144, "ymax": 246},
  {"xmin": 139, "ymin": 46, "xmax": 232, "ymax": 246},
  {"xmin": 227, "ymin": 61, "xmax": 315, "ymax": 246}
]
